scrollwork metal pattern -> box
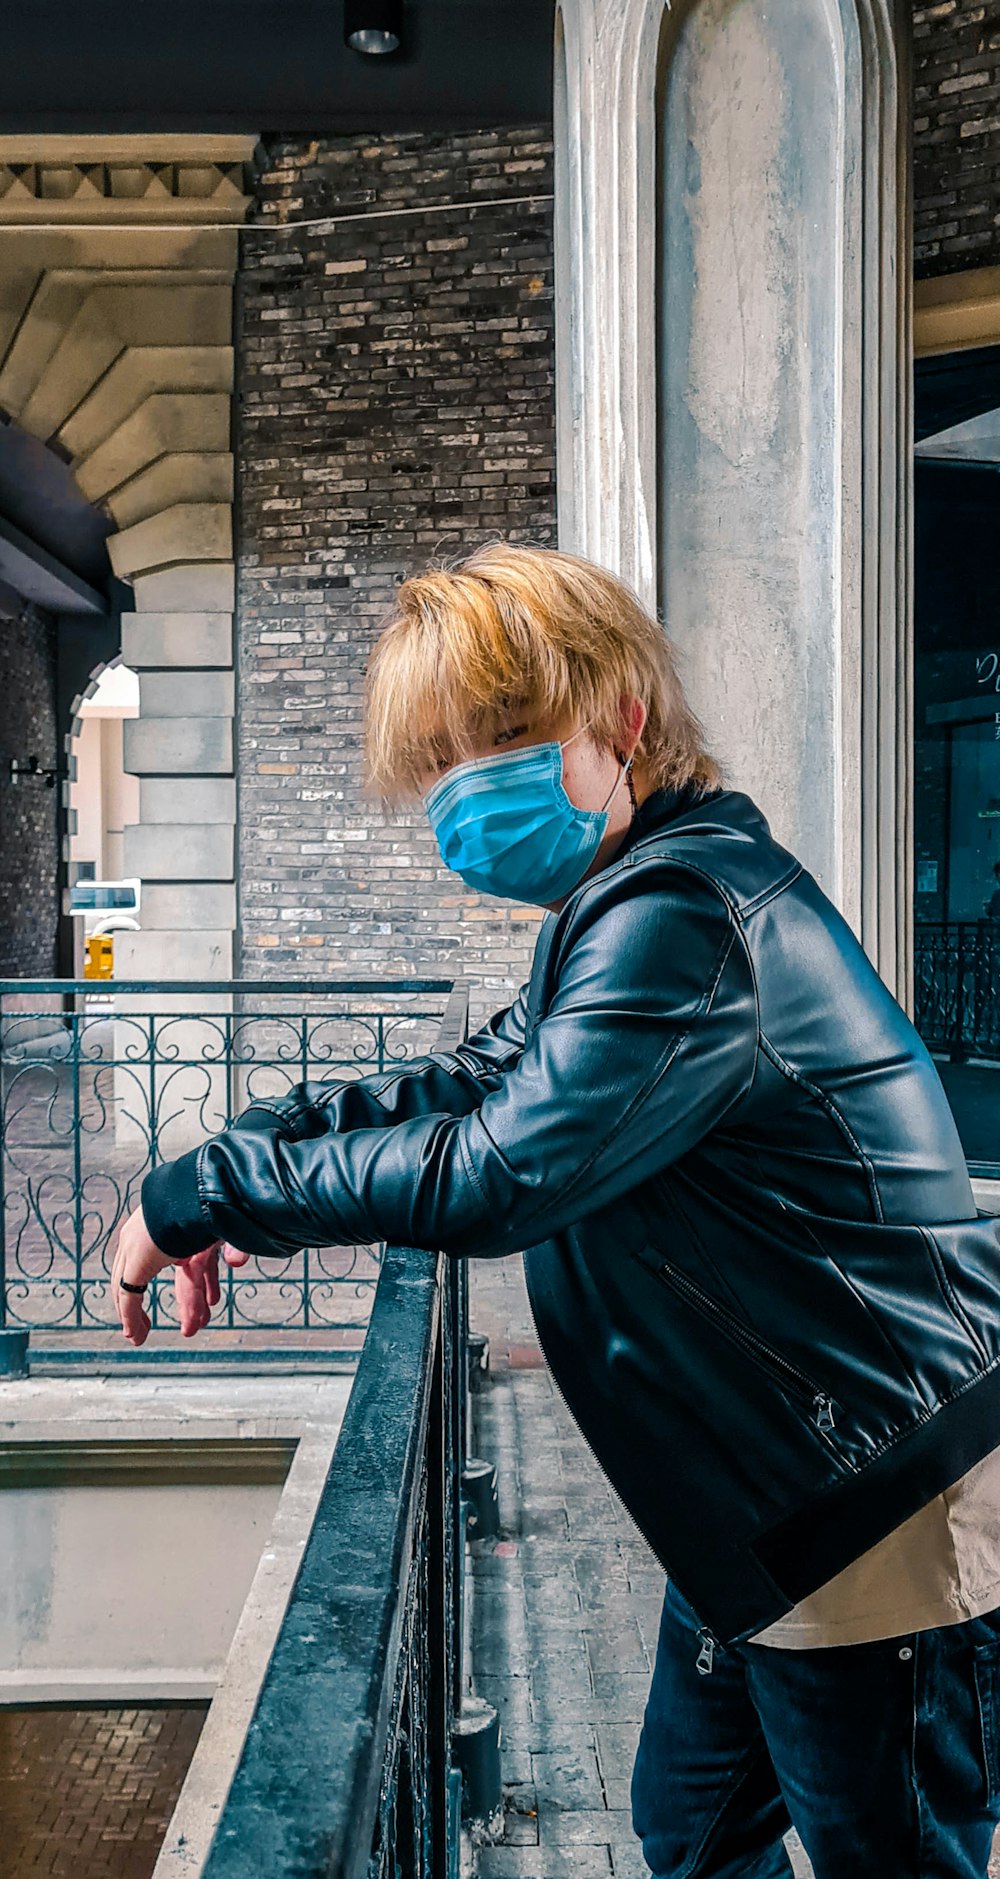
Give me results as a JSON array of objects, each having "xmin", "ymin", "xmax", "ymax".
[
  {"xmin": 914, "ymin": 921, "xmax": 1000, "ymax": 1061},
  {"xmin": 0, "ymin": 982, "xmax": 450, "ymax": 1336}
]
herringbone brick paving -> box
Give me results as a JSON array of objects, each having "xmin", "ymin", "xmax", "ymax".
[{"xmin": 0, "ymin": 1705, "xmax": 207, "ymax": 1878}]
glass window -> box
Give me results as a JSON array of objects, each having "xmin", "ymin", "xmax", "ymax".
[
  {"xmin": 68, "ymin": 882, "xmax": 138, "ymax": 912},
  {"xmin": 914, "ymin": 346, "xmax": 1000, "ymax": 1177}
]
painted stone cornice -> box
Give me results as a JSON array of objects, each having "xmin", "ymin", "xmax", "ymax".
[{"xmin": 0, "ymin": 136, "xmax": 258, "ymax": 226}]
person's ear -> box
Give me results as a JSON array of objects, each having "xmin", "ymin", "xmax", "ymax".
[{"xmin": 618, "ymin": 693, "xmax": 646, "ymax": 751}]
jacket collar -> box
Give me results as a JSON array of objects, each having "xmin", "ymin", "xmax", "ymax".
[{"xmin": 614, "ymin": 779, "xmax": 725, "ymax": 863}]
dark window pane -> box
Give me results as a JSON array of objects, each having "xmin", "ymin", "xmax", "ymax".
[{"xmin": 914, "ymin": 348, "xmax": 1000, "ymax": 1178}]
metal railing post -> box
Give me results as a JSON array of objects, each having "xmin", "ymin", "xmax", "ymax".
[{"xmin": 0, "ymin": 986, "xmax": 28, "ymax": 1376}]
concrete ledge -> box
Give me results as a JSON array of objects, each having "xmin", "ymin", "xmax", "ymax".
[
  {"xmin": 20, "ymin": 285, "xmax": 234, "ymax": 443},
  {"xmin": 76, "ymin": 393, "xmax": 232, "ymax": 501},
  {"xmin": 109, "ymin": 453, "xmax": 234, "ymax": 530},
  {"xmin": 153, "ymin": 1429, "xmax": 342, "ymax": 1877},
  {"xmin": 62, "ymin": 346, "xmax": 234, "ymax": 462},
  {"xmin": 915, "ymin": 265, "xmax": 1000, "ymax": 357},
  {"xmin": 0, "ymin": 1366, "xmax": 347, "ymax": 1761},
  {"xmin": 109, "ymin": 501, "xmax": 232, "ymax": 579}
]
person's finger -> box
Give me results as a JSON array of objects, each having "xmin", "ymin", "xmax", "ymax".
[
  {"xmin": 111, "ymin": 1232, "xmax": 151, "ymax": 1347},
  {"xmin": 111, "ymin": 1204, "xmax": 172, "ymax": 1347},
  {"xmin": 174, "ymin": 1258, "xmax": 211, "ymax": 1338},
  {"xmin": 202, "ymin": 1245, "xmax": 222, "ymax": 1308},
  {"xmin": 222, "ymin": 1244, "xmax": 250, "ymax": 1268},
  {"xmin": 181, "ymin": 1245, "xmax": 221, "ymax": 1323},
  {"xmin": 120, "ymin": 1292, "xmax": 152, "ymax": 1347}
]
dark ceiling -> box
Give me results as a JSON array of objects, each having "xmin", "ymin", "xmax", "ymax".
[{"xmin": 0, "ymin": 1, "xmax": 554, "ymax": 134}]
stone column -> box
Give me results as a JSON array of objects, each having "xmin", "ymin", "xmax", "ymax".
[{"xmin": 554, "ymin": 0, "xmax": 912, "ymax": 1000}]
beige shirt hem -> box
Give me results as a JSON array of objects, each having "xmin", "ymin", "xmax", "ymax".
[{"xmin": 749, "ymin": 1440, "xmax": 1000, "ymax": 1649}]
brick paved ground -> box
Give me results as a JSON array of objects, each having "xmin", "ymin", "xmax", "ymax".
[
  {"xmin": 0, "ymin": 1705, "xmax": 207, "ymax": 1878},
  {"xmin": 467, "ymin": 1255, "xmax": 998, "ymax": 1879}
]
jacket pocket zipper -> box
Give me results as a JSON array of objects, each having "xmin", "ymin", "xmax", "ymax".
[
  {"xmin": 521, "ymin": 1267, "xmax": 731, "ymax": 1664},
  {"xmin": 652, "ymin": 1257, "xmax": 837, "ymax": 1434}
]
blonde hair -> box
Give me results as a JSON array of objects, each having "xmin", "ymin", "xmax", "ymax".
[{"xmin": 364, "ymin": 540, "xmax": 723, "ymax": 802}]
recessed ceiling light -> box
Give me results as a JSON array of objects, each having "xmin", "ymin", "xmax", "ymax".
[{"xmin": 344, "ymin": 0, "xmax": 403, "ymax": 55}]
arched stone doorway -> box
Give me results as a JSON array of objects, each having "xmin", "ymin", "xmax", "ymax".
[{"xmin": 0, "ymin": 136, "xmax": 256, "ymax": 986}]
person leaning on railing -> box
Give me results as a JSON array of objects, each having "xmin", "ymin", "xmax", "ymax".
[{"xmin": 111, "ymin": 543, "xmax": 1000, "ymax": 1879}]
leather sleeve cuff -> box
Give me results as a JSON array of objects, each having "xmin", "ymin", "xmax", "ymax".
[
  {"xmin": 230, "ymin": 1104, "xmax": 293, "ymax": 1134},
  {"xmin": 141, "ymin": 1148, "xmax": 218, "ymax": 1260}
]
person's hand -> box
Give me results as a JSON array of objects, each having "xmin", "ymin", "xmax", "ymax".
[{"xmin": 111, "ymin": 1206, "xmax": 250, "ymax": 1347}]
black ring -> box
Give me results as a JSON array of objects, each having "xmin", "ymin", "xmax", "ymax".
[{"xmin": 119, "ymin": 1278, "xmax": 147, "ymax": 1295}]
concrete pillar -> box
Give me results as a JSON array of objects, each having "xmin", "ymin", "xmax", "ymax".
[{"xmin": 554, "ymin": 0, "xmax": 911, "ymax": 1000}]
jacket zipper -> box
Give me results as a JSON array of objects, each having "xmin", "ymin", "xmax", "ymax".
[
  {"xmin": 652, "ymin": 1258, "xmax": 837, "ymax": 1435},
  {"xmin": 696, "ymin": 1627, "xmax": 719, "ymax": 1675}
]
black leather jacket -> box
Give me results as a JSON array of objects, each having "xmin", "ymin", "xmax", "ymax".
[{"xmin": 142, "ymin": 783, "xmax": 1000, "ymax": 1644}]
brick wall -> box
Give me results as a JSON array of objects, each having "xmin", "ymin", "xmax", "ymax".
[
  {"xmin": 0, "ymin": 598, "xmax": 60, "ymax": 977},
  {"xmin": 236, "ymin": 128, "xmax": 556, "ymax": 1024},
  {"xmin": 914, "ymin": 0, "xmax": 1000, "ymax": 275}
]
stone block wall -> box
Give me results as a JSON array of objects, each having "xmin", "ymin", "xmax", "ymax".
[
  {"xmin": 236, "ymin": 128, "xmax": 556, "ymax": 1022},
  {"xmin": 914, "ymin": 0, "xmax": 1000, "ymax": 275},
  {"xmin": 0, "ymin": 599, "xmax": 59, "ymax": 977}
]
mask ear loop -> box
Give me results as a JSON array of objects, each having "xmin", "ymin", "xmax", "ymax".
[{"xmin": 565, "ymin": 720, "xmax": 639, "ymax": 820}]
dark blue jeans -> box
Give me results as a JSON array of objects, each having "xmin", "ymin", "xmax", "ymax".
[{"xmin": 631, "ymin": 1574, "xmax": 1000, "ymax": 1878}]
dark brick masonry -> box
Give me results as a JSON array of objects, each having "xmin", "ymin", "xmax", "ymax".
[
  {"xmin": 0, "ymin": 1704, "xmax": 207, "ymax": 1879},
  {"xmin": 0, "ymin": 597, "xmax": 60, "ymax": 978},
  {"xmin": 236, "ymin": 128, "xmax": 556, "ymax": 1023},
  {"xmin": 914, "ymin": 0, "xmax": 1000, "ymax": 276}
]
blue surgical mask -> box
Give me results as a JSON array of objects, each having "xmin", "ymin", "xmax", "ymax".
[{"xmin": 424, "ymin": 723, "xmax": 634, "ymax": 906}]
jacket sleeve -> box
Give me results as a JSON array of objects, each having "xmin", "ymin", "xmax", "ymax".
[
  {"xmin": 223, "ymin": 984, "xmax": 529, "ymax": 1141},
  {"xmin": 140, "ymin": 863, "xmax": 758, "ymax": 1262}
]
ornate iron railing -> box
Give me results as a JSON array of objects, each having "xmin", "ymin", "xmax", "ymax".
[
  {"xmin": 200, "ymin": 980, "xmax": 477, "ymax": 1877},
  {"xmin": 203, "ymin": 1244, "xmax": 469, "ymax": 1879},
  {"xmin": 914, "ymin": 922, "xmax": 1000, "ymax": 1061},
  {"xmin": 0, "ymin": 979, "xmax": 457, "ymax": 1338}
]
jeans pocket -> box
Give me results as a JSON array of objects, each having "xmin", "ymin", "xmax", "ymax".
[{"xmin": 973, "ymin": 1643, "xmax": 1000, "ymax": 1809}]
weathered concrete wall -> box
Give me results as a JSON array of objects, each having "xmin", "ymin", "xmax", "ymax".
[
  {"xmin": 0, "ymin": 1369, "xmax": 351, "ymax": 1709},
  {"xmin": 0, "ymin": 1478, "xmax": 282, "ymax": 1699}
]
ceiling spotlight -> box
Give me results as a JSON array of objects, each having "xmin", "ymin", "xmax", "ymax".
[{"xmin": 344, "ymin": 0, "xmax": 403, "ymax": 54}]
